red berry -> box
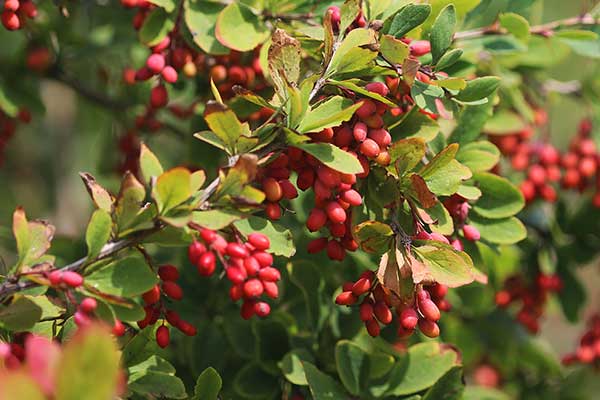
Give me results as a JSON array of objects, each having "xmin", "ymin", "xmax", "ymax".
[
  {"xmin": 418, "ymin": 298, "xmax": 441, "ymax": 321},
  {"xmin": 142, "ymin": 285, "xmax": 161, "ymax": 305},
  {"xmin": 253, "ymin": 251, "xmax": 273, "ymax": 268},
  {"xmin": 262, "ymin": 281, "xmax": 279, "ymax": 299},
  {"xmin": 335, "ymin": 291, "xmax": 358, "ymax": 306},
  {"xmin": 4, "ymin": 0, "xmax": 19, "ymax": 12},
  {"xmin": 79, "ymin": 298, "xmax": 97, "ymax": 314},
  {"xmin": 162, "ymin": 281, "xmax": 183, "ymax": 300},
  {"xmin": 62, "ymin": 271, "xmax": 84, "ymax": 288},
  {"xmin": 156, "ymin": 325, "xmax": 170, "ymax": 348},
  {"xmin": 243, "ymin": 279, "xmax": 264, "ymax": 298},
  {"xmin": 150, "ymin": 84, "xmax": 168, "ymax": 108},
  {"xmin": 258, "ymin": 267, "xmax": 280, "ymax": 282},
  {"xmin": 340, "ymin": 189, "xmax": 362, "ymax": 206},
  {"xmin": 365, "ymin": 82, "xmax": 389, "ymax": 97},
  {"xmin": 326, "ymin": 201, "xmax": 346, "ymax": 224},
  {"xmin": 188, "ymin": 241, "xmax": 206, "ymax": 264},
  {"xmin": 226, "ymin": 242, "xmax": 249, "ymax": 259},
  {"xmin": 112, "ymin": 320, "xmax": 126, "ymax": 337},
  {"xmin": 226, "ymin": 266, "xmax": 247, "ymax": 284},
  {"xmin": 365, "ymin": 319, "xmax": 381, "ymax": 337},
  {"xmin": 248, "ymin": 233, "xmax": 270, "ymax": 250},
  {"xmin": 359, "ymin": 301, "xmax": 374, "ymax": 321},
  {"xmin": 176, "ymin": 320, "xmax": 197, "ymax": 336},
  {"xmin": 152, "ymin": 36, "xmax": 170, "ymax": 52},
  {"xmin": 1, "ymin": 11, "xmax": 20, "ymax": 31},
  {"xmin": 74, "ymin": 311, "xmax": 91, "ymax": 327},
  {"xmin": 462, "ymin": 225, "xmax": 481, "ymax": 241},
  {"xmin": 410, "ymin": 40, "xmax": 431, "ymax": 56},
  {"xmin": 359, "ymin": 138, "xmax": 380, "ymax": 158},
  {"xmin": 158, "ymin": 265, "xmax": 179, "ymax": 281},
  {"xmin": 352, "ymin": 277, "xmax": 371, "ymax": 296},
  {"xmin": 400, "ymin": 308, "xmax": 419, "ymax": 329},
  {"xmin": 368, "ymin": 128, "xmax": 392, "ymax": 148},
  {"xmin": 240, "ymin": 300, "xmax": 255, "ymax": 319},
  {"xmin": 263, "ymin": 177, "xmax": 283, "ymax": 202},
  {"xmin": 279, "ymin": 179, "xmax": 298, "ymax": 199},
  {"xmin": 307, "ymin": 237, "xmax": 328, "ymax": 253},
  {"xmin": 356, "ymin": 99, "xmax": 376, "ymax": 119},
  {"xmin": 48, "ymin": 270, "xmax": 62, "ymax": 286},
  {"xmin": 326, "ymin": 239, "xmax": 345, "ymax": 261},
  {"xmin": 307, "ymin": 208, "xmax": 327, "ymax": 232},
  {"xmin": 418, "ymin": 319, "xmax": 440, "ymax": 337},
  {"xmin": 197, "ymin": 252, "xmax": 216, "ymax": 276},
  {"xmin": 265, "ymin": 202, "xmax": 282, "ymax": 220},
  {"xmin": 528, "ymin": 164, "xmax": 546, "ymax": 186},
  {"xmin": 200, "ymin": 228, "xmax": 216, "ymax": 243},
  {"xmin": 254, "ymin": 301, "xmax": 271, "ymax": 317},
  {"xmin": 161, "ymin": 66, "xmax": 178, "ymax": 83},
  {"xmin": 165, "ymin": 310, "xmax": 181, "ymax": 326},
  {"xmin": 374, "ymin": 301, "xmax": 393, "ymax": 324},
  {"xmin": 353, "ymin": 122, "xmax": 368, "ymax": 142},
  {"xmin": 317, "ymin": 166, "xmax": 341, "ymax": 188},
  {"xmin": 146, "ymin": 54, "xmax": 165, "ymax": 74}
]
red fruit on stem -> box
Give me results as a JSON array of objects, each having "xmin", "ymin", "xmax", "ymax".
[
  {"xmin": 263, "ymin": 177, "xmax": 283, "ymax": 202},
  {"xmin": 462, "ymin": 224, "xmax": 481, "ymax": 241},
  {"xmin": 1, "ymin": 11, "xmax": 20, "ymax": 31},
  {"xmin": 356, "ymin": 99, "xmax": 377, "ymax": 119},
  {"xmin": 243, "ymin": 256, "xmax": 261, "ymax": 277},
  {"xmin": 258, "ymin": 267, "xmax": 280, "ymax": 282},
  {"xmin": 307, "ymin": 237, "xmax": 328, "ymax": 253},
  {"xmin": 374, "ymin": 301, "xmax": 393, "ymax": 324},
  {"xmin": 79, "ymin": 297, "xmax": 98, "ymax": 314},
  {"xmin": 265, "ymin": 202, "xmax": 281, "ymax": 220},
  {"xmin": 365, "ymin": 319, "xmax": 381, "ymax": 337},
  {"xmin": 326, "ymin": 201, "xmax": 346, "ymax": 224},
  {"xmin": 359, "ymin": 138, "xmax": 380, "ymax": 158},
  {"xmin": 352, "ymin": 277, "xmax": 371, "ymax": 296},
  {"xmin": 158, "ymin": 265, "xmax": 179, "ymax": 281},
  {"xmin": 161, "ymin": 66, "xmax": 178, "ymax": 83},
  {"xmin": 359, "ymin": 301, "xmax": 374, "ymax": 321},
  {"xmin": 410, "ymin": 40, "xmax": 431, "ymax": 56},
  {"xmin": 188, "ymin": 241, "xmax": 206, "ymax": 264},
  {"xmin": 248, "ymin": 233, "xmax": 270, "ymax": 250},
  {"xmin": 243, "ymin": 279, "xmax": 264, "ymax": 298},
  {"xmin": 307, "ymin": 208, "xmax": 327, "ymax": 232},
  {"xmin": 365, "ymin": 82, "xmax": 389, "ymax": 97},
  {"xmin": 240, "ymin": 300, "xmax": 255, "ymax": 319},
  {"xmin": 156, "ymin": 325, "xmax": 170, "ymax": 348},
  {"xmin": 400, "ymin": 308, "xmax": 419, "ymax": 329},
  {"xmin": 262, "ymin": 281, "xmax": 279, "ymax": 299},
  {"xmin": 418, "ymin": 298, "xmax": 441, "ymax": 321},
  {"xmin": 197, "ymin": 252, "xmax": 216, "ymax": 276},
  {"xmin": 62, "ymin": 271, "xmax": 84, "ymax": 288},
  {"xmin": 335, "ymin": 291, "xmax": 358, "ymax": 305},
  {"xmin": 162, "ymin": 281, "xmax": 183, "ymax": 300},
  {"xmin": 200, "ymin": 228, "xmax": 217, "ymax": 243},
  {"xmin": 418, "ymin": 319, "xmax": 440, "ymax": 338},
  {"xmin": 112, "ymin": 320, "xmax": 126, "ymax": 337},
  {"xmin": 254, "ymin": 301, "xmax": 271, "ymax": 317},
  {"xmin": 142, "ymin": 285, "xmax": 161, "ymax": 305},
  {"xmin": 146, "ymin": 54, "xmax": 165, "ymax": 74},
  {"xmin": 150, "ymin": 85, "xmax": 168, "ymax": 108}
]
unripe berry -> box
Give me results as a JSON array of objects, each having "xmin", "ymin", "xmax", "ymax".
[
  {"xmin": 254, "ymin": 301, "xmax": 271, "ymax": 317},
  {"xmin": 79, "ymin": 298, "xmax": 97, "ymax": 314},
  {"xmin": 375, "ymin": 151, "xmax": 391, "ymax": 166},
  {"xmin": 150, "ymin": 84, "xmax": 168, "ymax": 108},
  {"xmin": 156, "ymin": 325, "xmax": 170, "ymax": 348},
  {"xmin": 142, "ymin": 285, "xmax": 161, "ymax": 305},
  {"xmin": 162, "ymin": 281, "xmax": 183, "ymax": 300},
  {"xmin": 374, "ymin": 301, "xmax": 393, "ymax": 324},
  {"xmin": 462, "ymin": 225, "xmax": 481, "ymax": 241},
  {"xmin": 161, "ymin": 66, "xmax": 178, "ymax": 83},
  {"xmin": 62, "ymin": 271, "xmax": 84, "ymax": 288},
  {"xmin": 359, "ymin": 138, "xmax": 380, "ymax": 158},
  {"xmin": 307, "ymin": 208, "xmax": 327, "ymax": 231},
  {"xmin": 262, "ymin": 177, "xmax": 283, "ymax": 202},
  {"xmin": 418, "ymin": 298, "xmax": 441, "ymax": 321},
  {"xmin": 258, "ymin": 267, "xmax": 280, "ymax": 282},
  {"xmin": 158, "ymin": 265, "xmax": 179, "ymax": 281},
  {"xmin": 243, "ymin": 279, "xmax": 264, "ymax": 298},
  {"xmin": 146, "ymin": 54, "xmax": 165, "ymax": 74},
  {"xmin": 400, "ymin": 308, "xmax": 419, "ymax": 329},
  {"xmin": 418, "ymin": 319, "xmax": 440, "ymax": 338},
  {"xmin": 365, "ymin": 319, "xmax": 381, "ymax": 337},
  {"xmin": 326, "ymin": 201, "xmax": 346, "ymax": 224},
  {"xmin": 335, "ymin": 291, "xmax": 357, "ymax": 305},
  {"xmin": 197, "ymin": 252, "xmax": 216, "ymax": 276}
]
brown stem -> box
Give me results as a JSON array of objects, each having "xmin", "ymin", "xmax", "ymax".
[{"xmin": 454, "ymin": 13, "xmax": 600, "ymax": 40}]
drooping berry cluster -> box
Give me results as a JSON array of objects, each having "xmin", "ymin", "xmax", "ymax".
[
  {"xmin": 138, "ymin": 264, "xmax": 197, "ymax": 348},
  {"xmin": 1, "ymin": 0, "xmax": 36, "ymax": 31},
  {"xmin": 261, "ymin": 82, "xmax": 393, "ymax": 261},
  {"xmin": 188, "ymin": 229, "xmax": 280, "ymax": 320},
  {"xmin": 495, "ymin": 273, "xmax": 563, "ymax": 333},
  {"xmin": 335, "ymin": 270, "xmax": 450, "ymax": 339},
  {"xmin": 562, "ymin": 314, "xmax": 600, "ymax": 366}
]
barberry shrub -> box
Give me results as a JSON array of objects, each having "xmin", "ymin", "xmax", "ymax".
[{"xmin": 1, "ymin": 0, "xmax": 600, "ymax": 399}]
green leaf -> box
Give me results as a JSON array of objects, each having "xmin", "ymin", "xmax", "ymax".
[
  {"xmin": 191, "ymin": 209, "xmax": 244, "ymax": 230},
  {"xmin": 147, "ymin": 0, "xmax": 175, "ymax": 12},
  {"xmin": 80, "ymin": 173, "xmax": 113, "ymax": 213},
  {"xmin": 413, "ymin": 245, "xmax": 475, "ymax": 287},
  {"xmin": 329, "ymin": 28, "xmax": 377, "ymax": 74},
  {"xmin": 234, "ymin": 216, "xmax": 295, "ymax": 257},
  {"xmin": 448, "ymin": 97, "xmax": 494, "ymax": 144},
  {"xmin": 139, "ymin": 143, "xmax": 164, "ymax": 184},
  {"xmin": 297, "ymin": 96, "xmax": 362, "ymax": 133},
  {"xmin": 380, "ymin": 34, "xmax": 410, "ymax": 65},
  {"xmin": 204, "ymin": 101, "xmax": 251, "ymax": 153},
  {"xmin": 86, "ymin": 255, "xmax": 159, "ymax": 297},
  {"xmin": 288, "ymin": 261, "xmax": 325, "ymax": 330},
  {"xmin": 455, "ymin": 77, "xmax": 501, "ymax": 103},
  {"xmin": 184, "ymin": 0, "xmax": 229, "ymax": 54},
  {"xmin": 339, "ymin": 0, "xmax": 362, "ymax": 33},
  {"xmin": 427, "ymin": 202, "xmax": 454, "ymax": 235},
  {"xmin": 0, "ymin": 83, "xmax": 20, "ymax": 117},
  {"xmin": 411, "ymin": 80, "xmax": 444, "ymax": 113},
  {"xmin": 484, "ymin": 110, "xmax": 526, "ymax": 135},
  {"xmin": 233, "ymin": 363, "xmax": 279, "ymax": 399},
  {"xmin": 384, "ymin": 342, "xmax": 460, "ymax": 396},
  {"xmin": 555, "ymin": 29, "xmax": 599, "ymax": 40},
  {"xmin": 153, "ymin": 167, "xmax": 192, "ymax": 214},
  {"xmin": 389, "ymin": 4, "xmax": 432, "ymax": 38},
  {"xmin": 280, "ymin": 349, "xmax": 314, "ymax": 386},
  {"xmin": 328, "ymin": 79, "xmax": 397, "ymax": 107},
  {"xmin": 335, "ymin": 340, "xmax": 369, "ymax": 395},
  {"xmin": 114, "ymin": 172, "xmax": 148, "ymax": 233},
  {"xmin": 268, "ymin": 29, "xmax": 302, "ymax": 101},
  {"xmin": 430, "ymin": 4, "xmax": 456, "ymax": 63},
  {"xmin": 193, "ymin": 367, "xmax": 222, "ymax": 400},
  {"xmin": 499, "ymin": 12, "xmax": 530, "ymax": 42},
  {"xmin": 0, "ymin": 295, "xmax": 43, "ymax": 331},
  {"xmin": 56, "ymin": 326, "xmax": 121, "ymax": 400},
  {"xmin": 389, "ymin": 106, "xmax": 439, "ymax": 141},
  {"xmin": 12, "ymin": 207, "xmax": 55, "ymax": 269},
  {"xmin": 0, "ymin": 373, "xmax": 45, "ymax": 400},
  {"xmin": 468, "ymin": 214, "xmax": 527, "ymax": 245},
  {"xmin": 139, "ymin": 8, "xmax": 174, "ymax": 46},
  {"xmin": 456, "ymin": 141, "xmax": 500, "ymax": 172},
  {"xmin": 435, "ymin": 48, "xmax": 463, "ymax": 71},
  {"xmin": 472, "ymin": 172, "xmax": 525, "ymax": 218},
  {"xmin": 294, "ymin": 142, "xmax": 363, "ymax": 174},
  {"xmin": 304, "ymin": 362, "xmax": 349, "ymax": 400},
  {"xmin": 129, "ymin": 367, "xmax": 187, "ymax": 399},
  {"xmin": 389, "ymin": 138, "xmax": 426, "ymax": 176},
  {"xmin": 463, "ymin": 386, "xmax": 511, "ymax": 400},
  {"xmin": 422, "ymin": 366, "xmax": 464, "ymax": 400},
  {"xmin": 85, "ymin": 209, "xmax": 112, "ymax": 259},
  {"xmin": 354, "ymin": 221, "xmax": 394, "ymax": 254},
  {"xmin": 424, "ymin": 159, "xmax": 471, "ymax": 196},
  {"xmin": 215, "ymin": 3, "xmax": 270, "ymax": 52}
]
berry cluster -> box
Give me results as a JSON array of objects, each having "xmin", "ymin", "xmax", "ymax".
[
  {"xmin": 0, "ymin": 108, "xmax": 30, "ymax": 166},
  {"xmin": 72, "ymin": 297, "xmax": 126, "ymax": 337},
  {"xmin": 1, "ymin": 0, "xmax": 36, "ymax": 31},
  {"xmin": 261, "ymin": 82, "xmax": 393, "ymax": 261},
  {"xmin": 138, "ymin": 264, "xmax": 197, "ymax": 348},
  {"xmin": 562, "ymin": 314, "xmax": 600, "ymax": 366},
  {"xmin": 207, "ymin": 50, "xmax": 267, "ymax": 100},
  {"xmin": 336, "ymin": 271, "xmax": 450, "ymax": 339},
  {"xmin": 442, "ymin": 194, "xmax": 482, "ymax": 248},
  {"xmin": 495, "ymin": 273, "xmax": 563, "ymax": 333},
  {"xmin": 327, "ymin": 5, "xmax": 367, "ymax": 33},
  {"xmin": 188, "ymin": 229, "xmax": 280, "ymax": 320}
]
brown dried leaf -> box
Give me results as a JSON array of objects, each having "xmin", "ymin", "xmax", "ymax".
[
  {"xmin": 410, "ymin": 174, "xmax": 437, "ymax": 208},
  {"xmin": 79, "ymin": 173, "xmax": 113, "ymax": 212}
]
